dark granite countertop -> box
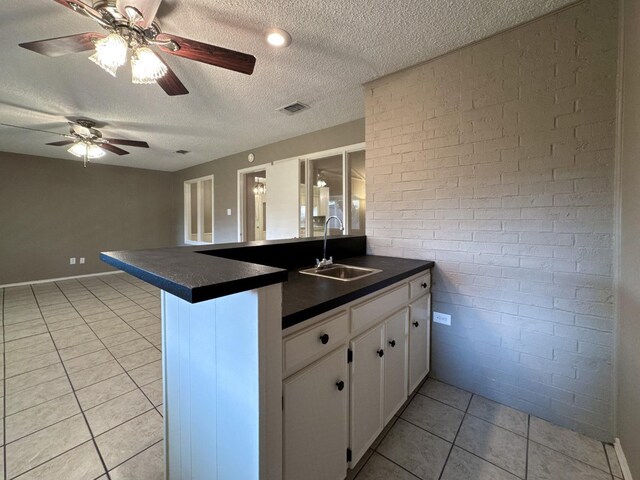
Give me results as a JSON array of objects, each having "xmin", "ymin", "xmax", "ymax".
[
  {"xmin": 100, "ymin": 246, "xmax": 288, "ymax": 303},
  {"xmin": 100, "ymin": 236, "xmax": 433, "ymax": 328},
  {"xmin": 282, "ymin": 256, "xmax": 433, "ymax": 329}
]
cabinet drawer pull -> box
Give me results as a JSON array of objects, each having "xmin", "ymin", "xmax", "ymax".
[
  {"xmin": 421, "ymin": 282, "xmax": 428, "ymax": 288},
  {"xmin": 377, "ymin": 349, "xmax": 384, "ymax": 358},
  {"xmin": 388, "ymin": 340, "xmax": 396, "ymax": 347},
  {"xmin": 336, "ymin": 380, "xmax": 345, "ymax": 391},
  {"xmin": 319, "ymin": 333, "xmax": 330, "ymax": 344},
  {"xmin": 413, "ymin": 321, "xmax": 419, "ymax": 327}
]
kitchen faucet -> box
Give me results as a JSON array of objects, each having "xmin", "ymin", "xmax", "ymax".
[{"xmin": 316, "ymin": 216, "xmax": 344, "ymax": 269}]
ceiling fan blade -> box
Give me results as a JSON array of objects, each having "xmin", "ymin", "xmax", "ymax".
[
  {"xmin": 46, "ymin": 140, "xmax": 76, "ymax": 146},
  {"xmin": 100, "ymin": 144, "xmax": 130, "ymax": 156},
  {"xmin": 157, "ymin": 33, "xmax": 256, "ymax": 75},
  {"xmin": 53, "ymin": 0, "xmax": 105, "ymax": 20},
  {"xmin": 0, "ymin": 122, "xmax": 71, "ymax": 137},
  {"xmin": 156, "ymin": 57, "xmax": 189, "ymax": 96},
  {"xmin": 104, "ymin": 138, "xmax": 150, "ymax": 148},
  {"xmin": 19, "ymin": 32, "xmax": 105, "ymax": 57}
]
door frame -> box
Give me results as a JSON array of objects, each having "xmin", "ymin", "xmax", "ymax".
[
  {"xmin": 184, "ymin": 174, "xmax": 214, "ymax": 245},
  {"xmin": 236, "ymin": 142, "xmax": 365, "ymax": 242},
  {"xmin": 237, "ymin": 164, "xmax": 271, "ymax": 242}
]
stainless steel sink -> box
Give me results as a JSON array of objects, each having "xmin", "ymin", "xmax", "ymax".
[{"xmin": 299, "ymin": 264, "xmax": 382, "ymax": 282}]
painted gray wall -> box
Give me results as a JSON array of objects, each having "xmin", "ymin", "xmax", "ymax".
[
  {"xmin": 173, "ymin": 119, "xmax": 365, "ymax": 244},
  {"xmin": 617, "ymin": 0, "xmax": 640, "ymax": 475},
  {"xmin": 365, "ymin": 0, "xmax": 618, "ymax": 440},
  {"xmin": 0, "ymin": 151, "xmax": 176, "ymax": 285}
]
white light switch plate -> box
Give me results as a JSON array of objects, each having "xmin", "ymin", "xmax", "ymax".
[
  {"xmin": 79, "ymin": 257, "xmax": 85, "ymax": 264},
  {"xmin": 227, "ymin": 209, "xmax": 232, "ymax": 216},
  {"xmin": 69, "ymin": 257, "xmax": 76, "ymax": 265},
  {"xmin": 433, "ymin": 312, "xmax": 451, "ymax": 326}
]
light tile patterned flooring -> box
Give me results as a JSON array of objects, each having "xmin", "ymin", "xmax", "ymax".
[
  {"xmin": 348, "ymin": 379, "xmax": 626, "ymax": 480},
  {"xmin": 0, "ymin": 272, "xmax": 627, "ymax": 480},
  {"xmin": 0, "ymin": 273, "xmax": 164, "ymax": 479}
]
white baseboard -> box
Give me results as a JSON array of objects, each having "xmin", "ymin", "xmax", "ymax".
[
  {"xmin": 615, "ymin": 438, "xmax": 634, "ymax": 480},
  {"xmin": 0, "ymin": 270, "xmax": 121, "ymax": 289}
]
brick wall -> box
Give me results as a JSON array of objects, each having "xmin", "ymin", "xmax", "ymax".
[{"xmin": 364, "ymin": 0, "xmax": 618, "ymax": 440}]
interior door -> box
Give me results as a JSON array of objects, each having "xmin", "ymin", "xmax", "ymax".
[
  {"xmin": 266, "ymin": 159, "xmax": 300, "ymax": 240},
  {"xmin": 349, "ymin": 323, "xmax": 384, "ymax": 466},
  {"xmin": 383, "ymin": 308, "xmax": 408, "ymax": 424},
  {"xmin": 283, "ymin": 347, "xmax": 348, "ymax": 480}
]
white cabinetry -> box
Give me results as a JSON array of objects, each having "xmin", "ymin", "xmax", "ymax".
[
  {"xmin": 383, "ymin": 309, "xmax": 408, "ymax": 424},
  {"xmin": 283, "ymin": 347, "xmax": 348, "ymax": 480},
  {"xmin": 349, "ymin": 323, "xmax": 384, "ymax": 465},
  {"xmin": 409, "ymin": 292, "xmax": 431, "ymax": 393},
  {"xmin": 282, "ymin": 269, "xmax": 431, "ymax": 479}
]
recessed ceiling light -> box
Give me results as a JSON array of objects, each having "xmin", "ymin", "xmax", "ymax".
[{"xmin": 265, "ymin": 28, "xmax": 292, "ymax": 48}]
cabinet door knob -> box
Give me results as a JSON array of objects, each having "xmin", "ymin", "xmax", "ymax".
[
  {"xmin": 377, "ymin": 349, "xmax": 384, "ymax": 358},
  {"xmin": 421, "ymin": 282, "xmax": 428, "ymax": 288},
  {"xmin": 413, "ymin": 321, "xmax": 419, "ymax": 327},
  {"xmin": 336, "ymin": 380, "xmax": 345, "ymax": 391},
  {"xmin": 319, "ymin": 333, "xmax": 330, "ymax": 344},
  {"xmin": 388, "ymin": 340, "xmax": 396, "ymax": 347}
]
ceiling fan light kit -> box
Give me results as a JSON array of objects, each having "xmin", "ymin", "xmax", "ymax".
[
  {"xmin": 131, "ymin": 46, "xmax": 167, "ymax": 83},
  {"xmin": 19, "ymin": 0, "xmax": 257, "ymax": 96},
  {"xmin": 88, "ymin": 32, "xmax": 128, "ymax": 76},
  {"xmin": 68, "ymin": 141, "xmax": 106, "ymax": 159}
]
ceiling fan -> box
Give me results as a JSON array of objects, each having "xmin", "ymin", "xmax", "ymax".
[
  {"xmin": 19, "ymin": 0, "xmax": 257, "ymax": 96},
  {"xmin": 0, "ymin": 119, "xmax": 150, "ymax": 167}
]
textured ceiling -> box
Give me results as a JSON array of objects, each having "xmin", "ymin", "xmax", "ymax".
[{"xmin": 0, "ymin": 0, "xmax": 574, "ymax": 171}]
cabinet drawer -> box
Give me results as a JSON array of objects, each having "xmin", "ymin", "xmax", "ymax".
[
  {"xmin": 351, "ymin": 284, "xmax": 409, "ymax": 333},
  {"xmin": 409, "ymin": 272, "xmax": 431, "ymax": 301},
  {"xmin": 284, "ymin": 311, "xmax": 348, "ymax": 374}
]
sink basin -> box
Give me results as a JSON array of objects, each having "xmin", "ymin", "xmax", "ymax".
[{"xmin": 299, "ymin": 264, "xmax": 382, "ymax": 281}]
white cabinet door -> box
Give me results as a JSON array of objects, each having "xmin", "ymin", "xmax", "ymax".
[
  {"xmin": 349, "ymin": 323, "xmax": 384, "ymax": 466},
  {"xmin": 266, "ymin": 159, "xmax": 300, "ymax": 240},
  {"xmin": 283, "ymin": 347, "xmax": 348, "ymax": 480},
  {"xmin": 383, "ymin": 308, "xmax": 408, "ymax": 424},
  {"xmin": 409, "ymin": 294, "xmax": 431, "ymax": 393}
]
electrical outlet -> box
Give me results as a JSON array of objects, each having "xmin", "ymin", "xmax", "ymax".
[
  {"xmin": 433, "ymin": 312, "xmax": 451, "ymax": 326},
  {"xmin": 227, "ymin": 208, "xmax": 232, "ymax": 216},
  {"xmin": 69, "ymin": 257, "xmax": 76, "ymax": 265},
  {"xmin": 79, "ymin": 257, "xmax": 85, "ymax": 264}
]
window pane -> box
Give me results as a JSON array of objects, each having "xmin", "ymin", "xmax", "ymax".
[
  {"xmin": 299, "ymin": 161, "xmax": 306, "ymax": 238},
  {"xmin": 349, "ymin": 150, "xmax": 366, "ymax": 235},
  {"xmin": 202, "ymin": 179, "xmax": 213, "ymax": 243},
  {"xmin": 309, "ymin": 155, "xmax": 343, "ymax": 237},
  {"xmin": 190, "ymin": 183, "xmax": 198, "ymax": 241}
]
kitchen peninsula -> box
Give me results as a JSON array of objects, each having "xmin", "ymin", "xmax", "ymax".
[{"xmin": 101, "ymin": 236, "xmax": 433, "ymax": 480}]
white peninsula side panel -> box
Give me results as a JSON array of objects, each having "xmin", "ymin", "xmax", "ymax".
[{"xmin": 162, "ymin": 284, "xmax": 283, "ymax": 480}]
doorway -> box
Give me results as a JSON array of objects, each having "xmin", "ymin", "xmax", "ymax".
[{"xmin": 244, "ymin": 171, "xmax": 266, "ymax": 242}]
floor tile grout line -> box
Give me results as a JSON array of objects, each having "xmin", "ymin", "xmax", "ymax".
[
  {"xmin": 398, "ymin": 393, "xmax": 528, "ymax": 480},
  {"xmin": 72, "ymin": 277, "xmax": 162, "ymax": 355},
  {"xmin": 525, "ymin": 414, "xmax": 530, "ymax": 479},
  {"xmin": 416, "ymin": 389, "xmax": 530, "ymax": 440},
  {"xmin": 528, "ymin": 438, "xmax": 615, "ymax": 476},
  {"xmin": 369, "ymin": 451, "xmax": 422, "ymax": 480},
  {"xmin": 3, "ymin": 287, "xmax": 8, "ymax": 480},
  {"xmin": 8, "ymin": 439, "xmax": 104, "ymax": 480},
  {"xmin": 436, "ymin": 391, "xmax": 473, "ymax": 480},
  {"xmin": 106, "ymin": 438, "xmax": 163, "ymax": 475},
  {"xmin": 3, "ymin": 385, "xmax": 156, "ymax": 444},
  {"xmin": 26, "ymin": 284, "xmax": 111, "ymax": 480},
  {"xmin": 51, "ymin": 282, "xmax": 162, "ymax": 424}
]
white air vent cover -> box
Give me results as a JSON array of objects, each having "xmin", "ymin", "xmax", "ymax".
[{"xmin": 277, "ymin": 102, "xmax": 310, "ymax": 115}]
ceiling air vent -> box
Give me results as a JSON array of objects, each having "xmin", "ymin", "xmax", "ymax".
[
  {"xmin": 277, "ymin": 102, "xmax": 310, "ymax": 115},
  {"xmin": 175, "ymin": 150, "xmax": 190, "ymax": 155}
]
